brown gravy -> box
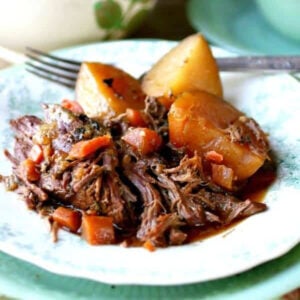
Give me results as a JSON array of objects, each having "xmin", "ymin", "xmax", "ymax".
[{"xmin": 185, "ymin": 166, "xmax": 277, "ymax": 243}]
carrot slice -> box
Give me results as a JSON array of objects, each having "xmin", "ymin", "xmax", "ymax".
[
  {"xmin": 69, "ymin": 135, "xmax": 111, "ymax": 158},
  {"xmin": 122, "ymin": 128, "xmax": 162, "ymax": 155},
  {"xmin": 29, "ymin": 144, "xmax": 44, "ymax": 164},
  {"xmin": 143, "ymin": 240, "xmax": 156, "ymax": 252},
  {"xmin": 82, "ymin": 215, "xmax": 115, "ymax": 245},
  {"xmin": 205, "ymin": 150, "xmax": 223, "ymax": 163},
  {"xmin": 61, "ymin": 99, "xmax": 84, "ymax": 114},
  {"xmin": 126, "ymin": 108, "xmax": 147, "ymax": 127},
  {"xmin": 21, "ymin": 159, "xmax": 40, "ymax": 181},
  {"xmin": 52, "ymin": 207, "xmax": 82, "ymax": 232}
]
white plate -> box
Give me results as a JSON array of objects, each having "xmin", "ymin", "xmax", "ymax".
[{"xmin": 0, "ymin": 40, "xmax": 299, "ymax": 285}]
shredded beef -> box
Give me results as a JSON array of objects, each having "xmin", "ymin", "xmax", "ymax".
[
  {"xmin": 9, "ymin": 116, "xmax": 42, "ymax": 163},
  {"xmin": 41, "ymin": 104, "xmax": 106, "ymax": 153},
  {"xmin": 144, "ymin": 97, "xmax": 169, "ymax": 139},
  {"xmin": 226, "ymin": 116, "xmax": 269, "ymax": 157},
  {"xmin": 2, "ymin": 98, "xmax": 269, "ymax": 247}
]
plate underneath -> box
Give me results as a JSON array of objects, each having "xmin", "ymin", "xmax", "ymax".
[
  {"xmin": 1, "ymin": 244, "xmax": 300, "ymax": 300},
  {"xmin": 0, "ymin": 40, "xmax": 300, "ymax": 295}
]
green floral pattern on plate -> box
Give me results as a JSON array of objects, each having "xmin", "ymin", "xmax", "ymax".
[{"xmin": 0, "ymin": 41, "xmax": 299, "ymax": 292}]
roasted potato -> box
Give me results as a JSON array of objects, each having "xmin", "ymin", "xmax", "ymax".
[
  {"xmin": 141, "ymin": 34, "xmax": 223, "ymax": 102},
  {"xmin": 168, "ymin": 91, "xmax": 269, "ymax": 182},
  {"xmin": 76, "ymin": 62, "xmax": 145, "ymax": 119}
]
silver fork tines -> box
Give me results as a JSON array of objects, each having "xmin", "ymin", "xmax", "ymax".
[
  {"xmin": 25, "ymin": 47, "xmax": 300, "ymax": 89},
  {"xmin": 25, "ymin": 47, "xmax": 81, "ymax": 88}
]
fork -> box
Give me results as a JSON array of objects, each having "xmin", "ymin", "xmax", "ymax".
[{"xmin": 25, "ymin": 47, "xmax": 300, "ymax": 88}]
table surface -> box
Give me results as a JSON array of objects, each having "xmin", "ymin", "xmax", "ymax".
[{"xmin": 0, "ymin": 0, "xmax": 299, "ymax": 299}]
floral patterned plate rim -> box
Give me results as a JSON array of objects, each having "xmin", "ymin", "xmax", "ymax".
[{"xmin": 0, "ymin": 40, "xmax": 299, "ymax": 285}]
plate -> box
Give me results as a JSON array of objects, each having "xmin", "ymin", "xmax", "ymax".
[
  {"xmin": 187, "ymin": 0, "xmax": 300, "ymax": 55},
  {"xmin": 1, "ymin": 244, "xmax": 300, "ymax": 299},
  {"xmin": 0, "ymin": 40, "xmax": 300, "ymax": 286}
]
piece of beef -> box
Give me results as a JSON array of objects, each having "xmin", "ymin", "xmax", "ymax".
[
  {"xmin": 39, "ymin": 145, "xmax": 137, "ymax": 228},
  {"xmin": 4, "ymin": 116, "xmax": 47, "ymax": 204},
  {"xmin": 149, "ymin": 153, "xmax": 266, "ymax": 229},
  {"xmin": 123, "ymin": 156, "xmax": 188, "ymax": 246},
  {"xmin": 9, "ymin": 116, "xmax": 42, "ymax": 163},
  {"xmin": 203, "ymin": 192, "xmax": 267, "ymax": 224},
  {"xmin": 42, "ymin": 104, "xmax": 106, "ymax": 152},
  {"xmin": 144, "ymin": 97, "xmax": 169, "ymax": 140},
  {"xmin": 123, "ymin": 159, "xmax": 165, "ymax": 243},
  {"xmin": 149, "ymin": 155, "xmax": 210, "ymax": 226},
  {"xmin": 96, "ymin": 149, "xmax": 137, "ymax": 228},
  {"xmin": 39, "ymin": 172, "xmax": 73, "ymax": 201},
  {"xmin": 13, "ymin": 166, "xmax": 48, "ymax": 202},
  {"xmin": 226, "ymin": 116, "xmax": 269, "ymax": 157},
  {"xmin": 10, "ymin": 115, "xmax": 42, "ymax": 139},
  {"xmin": 142, "ymin": 213, "xmax": 184, "ymax": 247}
]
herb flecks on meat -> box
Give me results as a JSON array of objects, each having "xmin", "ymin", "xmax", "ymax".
[{"xmin": 3, "ymin": 98, "xmax": 269, "ymax": 248}]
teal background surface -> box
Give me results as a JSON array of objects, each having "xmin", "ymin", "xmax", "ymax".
[{"xmin": 187, "ymin": 0, "xmax": 300, "ymax": 54}]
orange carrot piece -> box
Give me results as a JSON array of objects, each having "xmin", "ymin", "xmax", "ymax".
[
  {"xmin": 52, "ymin": 207, "xmax": 82, "ymax": 232},
  {"xmin": 143, "ymin": 240, "xmax": 156, "ymax": 252},
  {"xmin": 61, "ymin": 99, "xmax": 84, "ymax": 114},
  {"xmin": 69, "ymin": 135, "xmax": 111, "ymax": 159},
  {"xmin": 126, "ymin": 108, "xmax": 147, "ymax": 127},
  {"xmin": 29, "ymin": 144, "xmax": 44, "ymax": 164},
  {"xmin": 82, "ymin": 215, "xmax": 115, "ymax": 245},
  {"xmin": 21, "ymin": 159, "xmax": 40, "ymax": 181},
  {"xmin": 122, "ymin": 128, "xmax": 162, "ymax": 155},
  {"xmin": 205, "ymin": 150, "xmax": 223, "ymax": 163}
]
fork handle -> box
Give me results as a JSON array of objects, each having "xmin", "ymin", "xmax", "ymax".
[{"xmin": 216, "ymin": 56, "xmax": 300, "ymax": 71}]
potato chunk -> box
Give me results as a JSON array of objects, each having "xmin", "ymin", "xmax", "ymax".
[
  {"xmin": 168, "ymin": 91, "xmax": 268, "ymax": 182},
  {"xmin": 76, "ymin": 62, "xmax": 145, "ymax": 119},
  {"xmin": 141, "ymin": 34, "xmax": 223, "ymax": 100}
]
